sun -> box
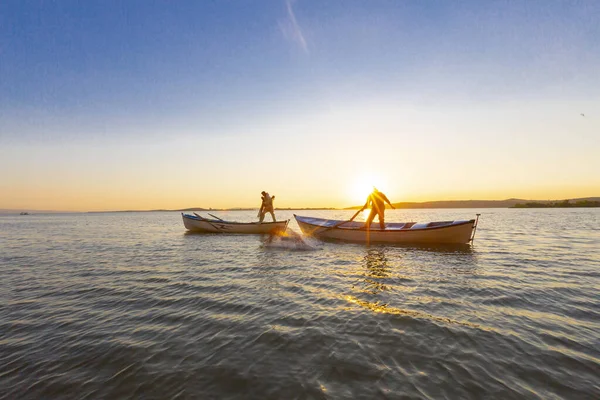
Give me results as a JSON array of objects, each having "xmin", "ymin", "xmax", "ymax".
[{"xmin": 349, "ymin": 174, "xmax": 387, "ymax": 204}]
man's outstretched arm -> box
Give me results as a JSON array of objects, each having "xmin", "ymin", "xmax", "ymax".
[{"xmin": 383, "ymin": 195, "xmax": 395, "ymax": 209}]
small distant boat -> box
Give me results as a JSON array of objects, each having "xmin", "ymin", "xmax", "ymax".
[
  {"xmin": 294, "ymin": 215, "xmax": 479, "ymax": 244},
  {"xmin": 182, "ymin": 213, "xmax": 289, "ymax": 234},
  {"xmin": 20, "ymin": 212, "xmax": 30, "ymax": 215}
]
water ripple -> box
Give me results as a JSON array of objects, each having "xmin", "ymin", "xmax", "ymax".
[{"xmin": 1, "ymin": 209, "xmax": 599, "ymax": 399}]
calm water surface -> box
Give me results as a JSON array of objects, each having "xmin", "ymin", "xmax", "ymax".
[{"xmin": 1, "ymin": 209, "xmax": 599, "ymax": 399}]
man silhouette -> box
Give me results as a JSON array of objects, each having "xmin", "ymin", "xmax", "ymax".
[
  {"xmin": 360, "ymin": 188, "xmax": 395, "ymax": 229},
  {"xmin": 258, "ymin": 191, "xmax": 276, "ymax": 222}
]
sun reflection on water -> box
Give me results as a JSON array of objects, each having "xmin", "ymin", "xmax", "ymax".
[{"xmin": 361, "ymin": 248, "xmax": 391, "ymax": 294}]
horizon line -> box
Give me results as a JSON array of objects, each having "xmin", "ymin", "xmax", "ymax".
[{"xmin": 3, "ymin": 196, "xmax": 599, "ymax": 214}]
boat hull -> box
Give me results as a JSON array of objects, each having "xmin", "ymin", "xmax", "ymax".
[
  {"xmin": 182, "ymin": 213, "xmax": 288, "ymax": 234},
  {"xmin": 294, "ymin": 215, "xmax": 476, "ymax": 244}
]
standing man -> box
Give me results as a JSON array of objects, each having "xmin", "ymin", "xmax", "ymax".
[
  {"xmin": 258, "ymin": 191, "xmax": 276, "ymax": 222},
  {"xmin": 360, "ymin": 188, "xmax": 395, "ymax": 229}
]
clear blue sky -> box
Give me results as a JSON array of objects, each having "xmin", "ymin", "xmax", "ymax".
[{"xmin": 1, "ymin": 1, "xmax": 599, "ymax": 210}]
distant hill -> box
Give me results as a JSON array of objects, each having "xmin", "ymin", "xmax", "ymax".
[
  {"xmin": 512, "ymin": 198, "xmax": 600, "ymax": 208},
  {"xmin": 345, "ymin": 197, "xmax": 600, "ymax": 210}
]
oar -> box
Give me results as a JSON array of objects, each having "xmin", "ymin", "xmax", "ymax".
[
  {"xmin": 193, "ymin": 212, "xmax": 222, "ymax": 231},
  {"xmin": 321, "ymin": 208, "xmax": 363, "ymax": 232},
  {"xmin": 208, "ymin": 213, "xmax": 224, "ymax": 221}
]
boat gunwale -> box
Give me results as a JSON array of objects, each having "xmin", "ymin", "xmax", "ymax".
[{"xmin": 182, "ymin": 213, "xmax": 289, "ymax": 226}]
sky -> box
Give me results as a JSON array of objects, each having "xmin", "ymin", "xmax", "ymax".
[{"xmin": 1, "ymin": 0, "xmax": 599, "ymax": 211}]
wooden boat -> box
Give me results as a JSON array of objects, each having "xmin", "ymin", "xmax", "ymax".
[
  {"xmin": 182, "ymin": 213, "xmax": 289, "ymax": 234},
  {"xmin": 294, "ymin": 215, "xmax": 479, "ymax": 244}
]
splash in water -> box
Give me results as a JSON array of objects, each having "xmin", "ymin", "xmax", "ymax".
[{"xmin": 263, "ymin": 228, "xmax": 318, "ymax": 251}]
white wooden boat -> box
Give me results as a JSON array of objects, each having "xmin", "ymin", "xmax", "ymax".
[
  {"xmin": 182, "ymin": 213, "xmax": 289, "ymax": 234},
  {"xmin": 294, "ymin": 215, "xmax": 478, "ymax": 244}
]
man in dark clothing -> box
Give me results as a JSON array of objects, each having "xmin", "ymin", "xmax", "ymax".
[
  {"xmin": 360, "ymin": 188, "xmax": 395, "ymax": 229},
  {"xmin": 258, "ymin": 191, "xmax": 276, "ymax": 222}
]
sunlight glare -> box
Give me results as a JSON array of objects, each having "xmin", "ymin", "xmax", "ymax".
[
  {"xmin": 361, "ymin": 209, "xmax": 370, "ymax": 221},
  {"xmin": 350, "ymin": 174, "xmax": 387, "ymax": 204}
]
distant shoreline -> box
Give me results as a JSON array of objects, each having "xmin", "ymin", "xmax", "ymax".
[
  {"xmin": 88, "ymin": 207, "xmax": 338, "ymax": 213},
  {"xmin": 346, "ymin": 197, "xmax": 600, "ymax": 210},
  {"xmin": 3, "ymin": 196, "xmax": 598, "ymax": 214},
  {"xmin": 511, "ymin": 200, "xmax": 600, "ymax": 208}
]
